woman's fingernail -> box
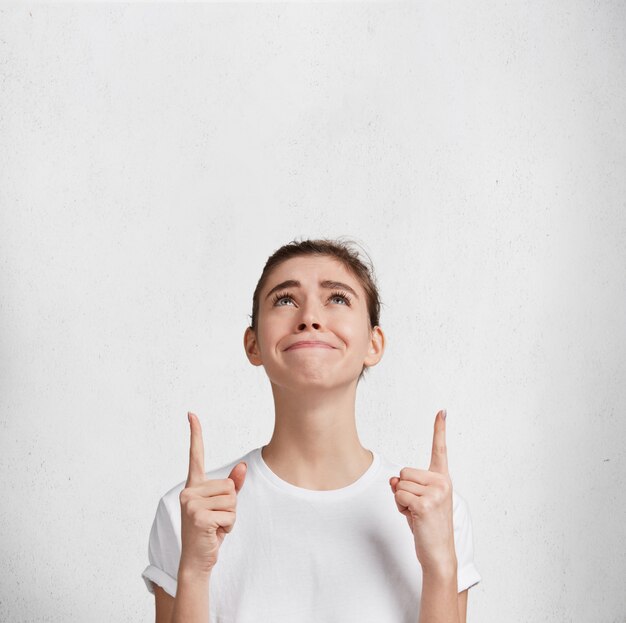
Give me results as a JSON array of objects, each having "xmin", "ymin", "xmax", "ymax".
[{"xmin": 442, "ymin": 409, "xmax": 447, "ymax": 420}]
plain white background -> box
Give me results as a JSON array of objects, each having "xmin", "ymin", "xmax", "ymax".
[{"xmin": 1, "ymin": 2, "xmax": 624, "ymax": 621}]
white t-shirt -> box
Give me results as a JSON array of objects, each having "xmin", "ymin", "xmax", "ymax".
[{"xmin": 142, "ymin": 446, "xmax": 481, "ymax": 622}]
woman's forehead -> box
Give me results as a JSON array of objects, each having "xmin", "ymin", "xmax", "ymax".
[{"xmin": 267, "ymin": 255, "xmax": 355, "ymax": 285}]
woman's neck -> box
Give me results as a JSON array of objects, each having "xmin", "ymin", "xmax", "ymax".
[{"xmin": 260, "ymin": 382, "xmax": 373, "ymax": 491}]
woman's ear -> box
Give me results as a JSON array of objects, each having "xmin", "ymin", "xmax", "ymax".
[
  {"xmin": 364, "ymin": 325, "xmax": 385, "ymax": 368},
  {"xmin": 243, "ymin": 326, "xmax": 263, "ymax": 366}
]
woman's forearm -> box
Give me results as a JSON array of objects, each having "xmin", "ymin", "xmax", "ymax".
[
  {"xmin": 418, "ymin": 565, "xmax": 460, "ymax": 623},
  {"xmin": 171, "ymin": 565, "xmax": 212, "ymax": 623}
]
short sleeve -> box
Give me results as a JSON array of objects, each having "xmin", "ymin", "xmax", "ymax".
[
  {"xmin": 452, "ymin": 491, "xmax": 482, "ymax": 592},
  {"xmin": 141, "ymin": 496, "xmax": 181, "ymax": 598}
]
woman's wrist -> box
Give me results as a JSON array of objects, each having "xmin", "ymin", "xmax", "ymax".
[
  {"xmin": 421, "ymin": 558, "xmax": 458, "ymax": 581},
  {"xmin": 178, "ymin": 559, "xmax": 214, "ymax": 584}
]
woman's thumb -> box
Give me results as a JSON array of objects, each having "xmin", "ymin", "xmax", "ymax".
[{"xmin": 228, "ymin": 461, "xmax": 247, "ymax": 493}]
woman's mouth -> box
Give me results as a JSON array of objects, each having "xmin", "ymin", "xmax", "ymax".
[{"xmin": 286, "ymin": 341, "xmax": 335, "ymax": 351}]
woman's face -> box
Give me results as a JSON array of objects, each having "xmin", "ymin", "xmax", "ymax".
[{"xmin": 244, "ymin": 254, "xmax": 385, "ymax": 389}]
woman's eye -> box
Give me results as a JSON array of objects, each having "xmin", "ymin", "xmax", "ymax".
[
  {"xmin": 272, "ymin": 291, "xmax": 351, "ymax": 306},
  {"xmin": 272, "ymin": 292, "xmax": 295, "ymax": 306},
  {"xmin": 329, "ymin": 291, "xmax": 352, "ymax": 305}
]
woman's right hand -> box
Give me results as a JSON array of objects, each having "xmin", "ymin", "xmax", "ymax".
[{"xmin": 178, "ymin": 411, "xmax": 247, "ymax": 576}]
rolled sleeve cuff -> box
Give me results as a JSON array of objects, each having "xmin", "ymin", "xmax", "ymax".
[
  {"xmin": 457, "ymin": 562, "xmax": 481, "ymax": 593},
  {"xmin": 142, "ymin": 564, "xmax": 177, "ymax": 599}
]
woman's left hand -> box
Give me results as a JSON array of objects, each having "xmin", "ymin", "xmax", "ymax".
[{"xmin": 389, "ymin": 409, "xmax": 457, "ymax": 573}]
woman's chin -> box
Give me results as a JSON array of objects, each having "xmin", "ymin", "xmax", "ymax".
[{"xmin": 269, "ymin": 366, "xmax": 357, "ymax": 390}]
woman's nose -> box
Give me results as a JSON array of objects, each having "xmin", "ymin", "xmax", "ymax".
[
  {"xmin": 298, "ymin": 321, "xmax": 321, "ymax": 330},
  {"xmin": 296, "ymin": 300, "xmax": 323, "ymax": 330}
]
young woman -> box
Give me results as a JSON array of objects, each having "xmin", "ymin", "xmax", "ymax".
[{"xmin": 142, "ymin": 238, "xmax": 481, "ymax": 622}]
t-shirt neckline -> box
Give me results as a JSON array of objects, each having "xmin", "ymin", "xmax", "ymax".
[{"xmin": 250, "ymin": 445, "xmax": 381, "ymax": 500}]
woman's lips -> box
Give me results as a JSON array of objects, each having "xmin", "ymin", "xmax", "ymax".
[{"xmin": 286, "ymin": 342, "xmax": 334, "ymax": 350}]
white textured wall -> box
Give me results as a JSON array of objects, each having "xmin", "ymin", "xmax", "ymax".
[{"xmin": 1, "ymin": 3, "xmax": 624, "ymax": 621}]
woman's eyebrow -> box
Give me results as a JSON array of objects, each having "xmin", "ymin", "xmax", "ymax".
[{"xmin": 265, "ymin": 279, "xmax": 360, "ymax": 300}]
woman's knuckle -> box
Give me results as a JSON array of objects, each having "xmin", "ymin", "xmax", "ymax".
[{"xmin": 192, "ymin": 515, "xmax": 204, "ymax": 530}]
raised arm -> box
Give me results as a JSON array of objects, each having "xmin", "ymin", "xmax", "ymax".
[{"xmin": 168, "ymin": 412, "xmax": 247, "ymax": 623}]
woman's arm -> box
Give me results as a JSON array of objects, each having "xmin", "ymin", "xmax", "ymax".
[
  {"xmin": 170, "ymin": 564, "xmax": 212, "ymax": 623},
  {"xmin": 457, "ymin": 589, "xmax": 468, "ymax": 623},
  {"xmin": 418, "ymin": 565, "xmax": 461, "ymax": 623},
  {"xmin": 154, "ymin": 585, "xmax": 175, "ymax": 623}
]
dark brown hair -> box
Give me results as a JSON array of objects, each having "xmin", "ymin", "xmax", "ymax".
[{"xmin": 248, "ymin": 236, "xmax": 383, "ymax": 382}]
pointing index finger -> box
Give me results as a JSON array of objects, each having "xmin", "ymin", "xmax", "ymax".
[
  {"xmin": 186, "ymin": 411, "xmax": 206, "ymax": 487},
  {"xmin": 428, "ymin": 409, "xmax": 449, "ymax": 475}
]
